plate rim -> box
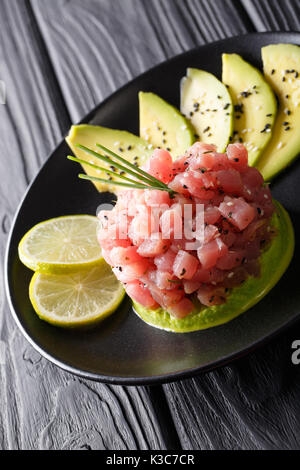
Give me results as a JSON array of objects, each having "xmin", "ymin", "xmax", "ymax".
[{"xmin": 5, "ymin": 31, "xmax": 300, "ymax": 385}]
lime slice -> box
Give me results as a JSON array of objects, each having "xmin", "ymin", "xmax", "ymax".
[
  {"xmin": 29, "ymin": 263, "xmax": 125, "ymax": 327},
  {"xmin": 18, "ymin": 215, "xmax": 102, "ymax": 273}
]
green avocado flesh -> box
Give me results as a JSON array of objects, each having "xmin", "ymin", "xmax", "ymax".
[
  {"xmin": 139, "ymin": 92, "xmax": 195, "ymax": 158},
  {"xmin": 133, "ymin": 200, "xmax": 294, "ymax": 333},
  {"xmin": 181, "ymin": 68, "xmax": 233, "ymax": 152},
  {"xmin": 257, "ymin": 44, "xmax": 300, "ymax": 181},
  {"xmin": 222, "ymin": 53, "xmax": 277, "ymax": 167},
  {"xmin": 66, "ymin": 124, "xmax": 153, "ymax": 193}
]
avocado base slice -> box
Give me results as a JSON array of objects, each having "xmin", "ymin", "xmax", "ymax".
[
  {"xmin": 222, "ymin": 53, "xmax": 277, "ymax": 167},
  {"xmin": 133, "ymin": 200, "xmax": 294, "ymax": 333},
  {"xmin": 257, "ymin": 44, "xmax": 300, "ymax": 181},
  {"xmin": 139, "ymin": 92, "xmax": 195, "ymax": 159},
  {"xmin": 66, "ymin": 124, "xmax": 153, "ymax": 193},
  {"xmin": 181, "ymin": 68, "xmax": 233, "ymax": 152}
]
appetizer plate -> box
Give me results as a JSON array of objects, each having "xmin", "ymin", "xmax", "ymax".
[{"xmin": 5, "ymin": 32, "xmax": 300, "ymax": 385}]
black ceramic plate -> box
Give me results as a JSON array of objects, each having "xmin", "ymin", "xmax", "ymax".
[{"xmin": 5, "ymin": 32, "xmax": 300, "ymax": 385}]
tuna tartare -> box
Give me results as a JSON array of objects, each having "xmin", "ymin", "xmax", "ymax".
[{"xmin": 96, "ymin": 142, "xmax": 294, "ymax": 332}]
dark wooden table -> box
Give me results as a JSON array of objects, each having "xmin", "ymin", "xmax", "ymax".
[{"xmin": 1, "ymin": 0, "xmax": 300, "ymax": 450}]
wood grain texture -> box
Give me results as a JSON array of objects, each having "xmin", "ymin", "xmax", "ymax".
[
  {"xmin": 242, "ymin": 0, "xmax": 300, "ymax": 31},
  {"xmin": 0, "ymin": 0, "xmax": 168, "ymax": 450},
  {"xmin": 31, "ymin": 0, "xmax": 252, "ymax": 122},
  {"xmin": 164, "ymin": 325, "xmax": 300, "ymax": 449}
]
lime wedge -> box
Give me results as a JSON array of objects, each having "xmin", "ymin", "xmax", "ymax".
[
  {"xmin": 29, "ymin": 263, "xmax": 125, "ymax": 327},
  {"xmin": 18, "ymin": 215, "xmax": 102, "ymax": 273}
]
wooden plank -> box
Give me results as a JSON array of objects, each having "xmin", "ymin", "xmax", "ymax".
[
  {"xmin": 164, "ymin": 326, "xmax": 300, "ymax": 449},
  {"xmin": 242, "ymin": 0, "xmax": 300, "ymax": 30},
  {"xmin": 0, "ymin": 0, "xmax": 168, "ymax": 450},
  {"xmin": 31, "ymin": 0, "xmax": 252, "ymax": 123}
]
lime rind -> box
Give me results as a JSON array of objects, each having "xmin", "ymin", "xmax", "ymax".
[
  {"xmin": 29, "ymin": 263, "xmax": 125, "ymax": 327},
  {"xmin": 18, "ymin": 215, "xmax": 102, "ymax": 274}
]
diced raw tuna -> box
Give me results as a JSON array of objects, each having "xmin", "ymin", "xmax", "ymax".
[
  {"xmin": 173, "ymin": 250, "xmax": 199, "ymax": 279},
  {"xmin": 137, "ymin": 234, "xmax": 170, "ymax": 257},
  {"xmin": 167, "ymin": 298, "xmax": 194, "ymax": 318},
  {"xmin": 125, "ymin": 281, "xmax": 158, "ymax": 308},
  {"xmin": 146, "ymin": 149, "xmax": 173, "ymax": 183},
  {"xmin": 154, "ymin": 249, "xmax": 176, "ymax": 271},
  {"xmin": 110, "ymin": 246, "xmax": 142, "ymax": 266},
  {"xmin": 216, "ymin": 169, "xmax": 243, "ymax": 195},
  {"xmin": 204, "ymin": 205, "xmax": 221, "ymax": 224},
  {"xmin": 183, "ymin": 280, "xmax": 202, "ymax": 294},
  {"xmin": 227, "ymin": 143, "xmax": 248, "ymax": 171},
  {"xmin": 160, "ymin": 207, "xmax": 183, "ymax": 239},
  {"xmin": 112, "ymin": 259, "xmax": 150, "ymax": 283},
  {"xmin": 216, "ymin": 249, "xmax": 245, "ymax": 270},
  {"xmin": 144, "ymin": 189, "xmax": 171, "ymax": 207},
  {"xmin": 197, "ymin": 285, "xmax": 227, "ymax": 306},
  {"xmin": 219, "ymin": 196, "xmax": 256, "ymax": 230},
  {"xmin": 197, "ymin": 238, "xmax": 228, "ymax": 269}
]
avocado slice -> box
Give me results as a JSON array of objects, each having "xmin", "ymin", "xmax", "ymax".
[
  {"xmin": 222, "ymin": 54, "xmax": 277, "ymax": 167},
  {"xmin": 66, "ymin": 124, "xmax": 153, "ymax": 193},
  {"xmin": 139, "ymin": 92, "xmax": 195, "ymax": 158},
  {"xmin": 133, "ymin": 200, "xmax": 294, "ymax": 333},
  {"xmin": 257, "ymin": 44, "xmax": 300, "ymax": 180},
  {"xmin": 181, "ymin": 68, "xmax": 233, "ymax": 152}
]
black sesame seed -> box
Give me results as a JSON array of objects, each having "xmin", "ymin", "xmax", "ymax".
[
  {"xmin": 162, "ymin": 139, "xmax": 167, "ymax": 144},
  {"xmin": 224, "ymin": 103, "xmax": 230, "ymax": 110},
  {"xmin": 257, "ymin": 207, "xmax": 261, "ymax": 214},
  {"xmin": 208, "ymin": 133, "xmax": 212, "ymax": 137},
  {"xmin": 287, "ymin": 110, "xmax": 291, "ymax": 115},
  {"xmin": 282, "ymin": 77, "xmax": 286, "ymax": 82},
  {"xmin": 284, "ymin": 126, "xmax": 291, "ymax": 131},
  {"xmin": 295, "ymin": 71, "xmax": 299, "ymax": 78},
  {"xmin": 183, "ymin": 184, "xmax": 188, "ymax": 189},
  {"xmin": 234, "ymin": 104, "xmax": 244, "ymax": 114},
  {"xmin": 283, "ymin": 121, "xmax": 289, "ymax": 126},
  {"xmin": 203, "ymin": 126, "xmax": 210, "ymax": 133},
  {"xmin": 271, "ymin": 69, "xmax": 275, "ymax": 75},
  {"xmin": 189, "ymin": 111, "xmax": 194, "ymax": 117},
  {"xmin": 285, "ymin": 94, "xmax": 290, "ymax": 99},
  {"xmin": 127, "ymin": 145, "xmax": 132, "ymax": 150},
  {"xmin": 233, "ymin": 157, "xmax": 239, "ymax": 162},
  {"xmin": 241, "ymin": 91, "xmax": 252, "ymax": 98},
  {"xmin": 166, "ymin": 147, "xmax": 171, "ymax": 151},
  {"xmin": 162, "ymin": 130, "xmax": 166, "ymax": 135},
  {"xmin": 266, "ymin": 113, "xmax": 272, "ymax": 117},
  {"xmin": 239, "ymin": 138, "xmax": 243, "ymax": 143}
]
